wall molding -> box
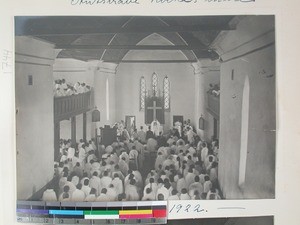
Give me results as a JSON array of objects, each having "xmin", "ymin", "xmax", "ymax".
[
  {"xmin": 220, "ymin": 42, "xmax": 275, "ymax": 63},
  {"xmin": 15, "ymin": 52, "xmax": 54, "ymax": 61},
  {"xmin": 15, "ymin": 61, "xmax": 51, "ymax": 67}
]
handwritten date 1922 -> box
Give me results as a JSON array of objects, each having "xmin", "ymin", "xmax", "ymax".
[{"xmin": 169, "ymin": 203, "xmax": 206, "ymax": 214}]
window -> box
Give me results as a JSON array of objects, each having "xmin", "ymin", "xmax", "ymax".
[
  {"xmin": 163, "ymin": 76, "xmax": 170, "ymax": 110},
  {"xmin": 140, "ymin": 76, "xmax": 146, "ymax": 110},
  {"xmin": 106, "ymin": 77, "xmax": 109, "ymax": 121},
  {"xmin": 239, "ymin": 75, "xmax": 250, "ymax": 188},
  {"xmin": 152, "ymin": 72, "xmax": 158, "ymax": 97}
]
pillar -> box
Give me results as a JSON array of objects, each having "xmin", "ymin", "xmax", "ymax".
[
  {"xmin": 192, "ymin": 61, "xmax": 206, "ymax": 140},
  {"xmin": 93, "ymin": 61, "xmax": 118, "ymax": 128},
  {"xmin": 54, "ymin": 121, "xmax": 60, "ymax": 161},
  {"xmin": 71, "ymin": 116, "xmax": 76, "ymax": 146},
  {"xmin": 83, "ymin": 112, "xmax": 87, "ymax": 141}
]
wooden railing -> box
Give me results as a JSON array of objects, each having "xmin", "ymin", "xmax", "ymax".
[
  {"xmin": 54, "ymin": 91, "xmax": 92, "ymax": 122},
  {"xmin": 207, "ymin": 93, "xmax": 220, "ymax": 118}
]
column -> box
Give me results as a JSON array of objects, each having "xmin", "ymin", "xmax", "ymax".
[
  {"xmin": 93, "ymin": 61, "xmax": 118, "ymax": 127},
  {"xmin": 192, "ymin": 61, "xmax": 206, "ymax": 140},
  {"xmin": 54, "ymin": 121, "xmax": 60, "ymax": 161},
  {"xmin": 83, "ymin": 112, "xmax": 87, "ymax": 141},
  {"xmin": 71, "ymin": 116, "xmax": 76, "ymax": 146}
]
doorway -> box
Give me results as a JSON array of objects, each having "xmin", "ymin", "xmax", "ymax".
[{"xmin": 173, "ymin": 115, "xmax": 183, "ymax": 126}]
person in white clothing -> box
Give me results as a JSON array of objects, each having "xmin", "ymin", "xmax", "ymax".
[
  {"xmin": 67, "ymin": 146, "xmax": 75, "ymax": 161},
  {"xmin": 186, "ymin": 126, "xmax": 196, "ymax": 144},
  {"xmin": 201, "ymin": 143, "xmax": 208, "ymax": 162},
  {"xmin": 185, "ymin": 168, "xmax": 196, "ymax": 188},
  {"xmin": 151, "ymin": 119, "xmax": 161, "ymax": 137},
  {"xmin": 81, "ymin": 178, "xmax": 91, "ymax": 197},
  {"xmin": 106, "ymin": 184, "xmax": 117, "ymax": 201},
  {"xmin": 71, "ymin": 183, "xmax": 85, "ymax": 201},
  {"xmin": 95, "ymin": 188, "xmax": 108, "ymax": 202},
  {"xmin": 89, "ymin": 172, "xmax": 101, "ymax": 195},
  {"xmin": 156, "ymin": 183, "xmax": 170, "ymax": 200},
  {"xmin": 111, "ymin": 174, "xmax": 123, "ymax": 195},
  {"xmin": 42, "ymin": 189, "xmax": 57, "ymax": 201},
  {"xmin": 203, "ymin": 175, "xmax": 212, "ymax": 193},
  {"xmin": 188, "ymin": 176, "xmax": 204, "ymax": 197},
  {"xmin": 179, "ymin": 188, "xmax": 191, "ymax": 200},
  {"xmin": 85, "ymin": 188, "xmax": 97, "ymax": 202},
  {"xmin": 100, "ymin": 171, "xmax": 112, "ymax": 189},
  {"xmin": 143, "ymin": 178, "xmax": 158, "ymax": 197},
  {"xmin": 142, "ymin": 187, "xmax": 156, "ymax": 201},
  {"xmin": 59, "ymin": 185, "xmax": 70, "ymax": 201},
  {"xmin": 174, "ymin": 121, "xmax": 182, "ymax": 137},
  {"xmin": 168, "ymin": 189, "xmax": 179, "ymax": 200},
  {"xmin": 125, "ymin": 179, "xmax": 139, "ymax": 201}
]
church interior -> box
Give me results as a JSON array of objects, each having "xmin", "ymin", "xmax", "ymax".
[{"xmin": 15, "ymin": 15, "xmax": 275, "ymax": 202}]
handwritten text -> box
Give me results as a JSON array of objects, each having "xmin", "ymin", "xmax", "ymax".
[
  {"xmin": 71, "ymin": 0, "xmax": 140, "ymax": 5},
  {"xmin": 1, "ymin": 49, "xmax": 12, "ymax": 75},
  {"xmin": 70, "ymin": 0, "xmax": 255, "ymax": 5},
  {"xmin": 168, "ymin": 203, "xmax": 206, "ymax": 214}
]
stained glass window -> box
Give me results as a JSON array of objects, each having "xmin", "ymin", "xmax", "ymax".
[
  {"xmin": 140, "ymin": 76, "xmax": 146, "ymax": 110},
  {"xmin": 152, "ymin": 73, "xmax": 158, "ymax": 97},
  {"xmin": 163, "ymin": 76, "xmax": 170, "ymax": 110}
]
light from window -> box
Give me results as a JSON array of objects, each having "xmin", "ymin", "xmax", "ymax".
[
  {"xmin": 106, "ymin": 77, "xmax": 109, "ymax": 121},
  {"xmin": 140, "ymin": 76, "xmax": 146, "ymax": 110},
  {"xmin": 163, "ymin": 76, "xmax": 170, "ymax": 110},
  {"xmin": 152, "ymin": 73, "xmax": 158, "ymax": 97}
]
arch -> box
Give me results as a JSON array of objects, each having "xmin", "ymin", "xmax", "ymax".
[
  {"xmin": 122, "ymin": 32, "xmax": 192, "ymax": 61},
  {"xmin": 239, "ymin": 75, "xmax": 250, "ymax": 187}
]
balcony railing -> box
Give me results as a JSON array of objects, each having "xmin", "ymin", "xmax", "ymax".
[
  {"xmin": 207, "ymin": 93, "xmax": 220, "ymax": 118},
  {"xmin": 54, "ymin": 91, "xmax": 92, "ymax": 122}
]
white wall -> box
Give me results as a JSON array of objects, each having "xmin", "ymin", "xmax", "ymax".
[
  {"xmin": 216, "ymin": 16, "xmax": 276, "ymax": 199},
  {"xmin": 53, "ymin": 58, "xmax": 94, "ymax": 86},
  {"xmin": 193, "ymin": 60, "xmax": 220, "ymax": 141},
  {"xmin": 116, "ymin": 62, "xmax": 195, "ymax": 131},
  {"xmin": 115, "ymin": 33, "xmax": 196, "ymax": 131},
  {"xmin": 15, "ymin": 36, "xmax": 55, "ymax": 200},
  {"xmin": 203, "ymin": 70, "xmax": 220, "ymax": 140}
]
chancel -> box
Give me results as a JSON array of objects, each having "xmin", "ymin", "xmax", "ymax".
[{"xmin": 15, "ymin": 15, "xmax": 276, "ymax": 202}]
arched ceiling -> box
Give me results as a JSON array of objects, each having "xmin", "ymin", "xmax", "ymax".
[{"xmin": 15, "ymin": 16, "xmax": 235, "ymax": 62}]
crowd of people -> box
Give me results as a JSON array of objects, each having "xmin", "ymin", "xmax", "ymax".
[
  {"xmin": 53, "ymin": 79, "xmax": 91, "ymax": 97},
  {"xmin": 42, "ymin": 120, "xmax": 221, "ymax": 202}
]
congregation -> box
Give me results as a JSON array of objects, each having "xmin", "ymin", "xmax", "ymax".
[
  {"xmin": 54, "ymin": 79, "xmax": 91, "ymax": 97},
  {"xmin": 42, "ymin": 121, "xmax": 221, "ymax": 202}
]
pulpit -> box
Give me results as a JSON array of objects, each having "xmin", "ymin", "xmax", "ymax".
[{"xmin": 100, "ymin": 126, "xmax": 117, "ymax": 146}]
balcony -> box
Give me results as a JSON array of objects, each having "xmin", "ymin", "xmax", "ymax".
[
  {"xmin": 207, "ymin": 93, "xmax": 220, "ymax": 118},
  {"xmin": 54, "ymin": 91, "xmax": 93, "ymax": 122}
]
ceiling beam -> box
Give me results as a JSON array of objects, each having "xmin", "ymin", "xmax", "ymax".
[
  {"xmin": 25, "ymin": 24, "xmax": 235, "ymax": 36},
  {"xmin": 55, "ymin": 44, "xmax": 211, "ymax": 51},
  {"xmin": 102, "ymin": 59, "xmax": 198, "ymax": 63}
]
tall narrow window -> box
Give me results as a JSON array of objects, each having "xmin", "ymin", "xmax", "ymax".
[
  {"xmin": 106, "ymin": 77, "xmax": 109, "ymax": 121},
  {"xmin": 163, "ymin": 76, "xmax": 170, "ymax": 110},
  {"xmin": 152, "ymin": 72, "xmax": 158, "ymax": 97},
  {"xmin": 140, "ymin": 76, "xmax": 146, "ymax": 110},
  {"xmin": 239, "ymin": 75, "xmax": 250, "ymax": 188}
]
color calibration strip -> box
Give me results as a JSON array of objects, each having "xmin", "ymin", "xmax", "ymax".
[{"xmin": 16, "ymin": 201, "xmax": 167, "ymax": 224}]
